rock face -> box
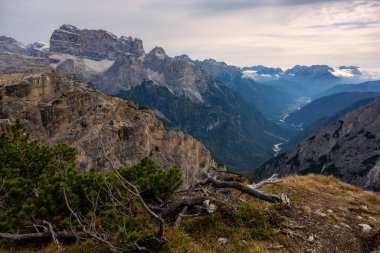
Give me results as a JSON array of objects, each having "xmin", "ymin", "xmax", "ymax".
[
  {"xmin": 50, "ymin": 24, "xmax": 144, "ymax": 60},
  {"xmin": 25, "ymin": 42, "xmax": 49, "ymax": 58},
  {"xmin": 256, "ymin": 96, "xmax": 380, "ymax": 191},
  {"xmin": 0, "ymin": 71, "xmax": 216, "ymax": 186},
  {"xmin": 0, "ymin": 36, "xmax": 26, "ymax": 55},
  {"xmin": 0, "ymin": 52, "xmax": 51, "ymax": 74}
]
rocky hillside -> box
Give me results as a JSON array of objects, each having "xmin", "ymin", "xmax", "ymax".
[
  {"xmin": 255, "ymin": 95, "xmax": 380, "ymax": 191},
  {"xmin": 0, "ymin": 70, "xmax": 216, "ymax": 186}
]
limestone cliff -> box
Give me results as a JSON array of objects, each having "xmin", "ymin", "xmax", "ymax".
[{"xmin": 0, "ymin": 71, "xmax": 216, "ymax": 185}]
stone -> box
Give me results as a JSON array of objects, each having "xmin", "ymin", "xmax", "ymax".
[
  {"xmin": 327, "ymin": 209, "xmax": 333, "ymax": 214},
  {"xmin": 203, "ymin": 200, "xmax": 216, "ymax": 214},
  {"xmin": 304, "ymin": 206, "xmax": 312, "ymax": 213},
  {"xmin": 315, "ymin": 209, "xmax": 327, "ymax": 217},
  {"xmin": 369, "ymin": 216, "xmax": 377, "ymax": 222},
  {"xmin": 217, "ymin": 238, "xmax": 228, "ymax": 245},
  {"xmin": 358, "ymin": 224, "xmax": 372, "ymax": 233}
]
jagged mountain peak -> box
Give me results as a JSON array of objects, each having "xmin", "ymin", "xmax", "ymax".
[
  {"xmin": 50, "ymin": 24, "xmax": 145, "ymax": 60},
  {"xmin": 59, "ymin": 24, "xmax": 81, "ymax": 32},
  {"xmin": 174, "ymin": 54, "xmax": 193, "ymax": 63},
  {"xmin": 147, "ymin": 46, "xmax": 168, "ymax": 60},
  {"xmin": 0, "ymin": 35, "xmax": 26, "ymax": 55}
]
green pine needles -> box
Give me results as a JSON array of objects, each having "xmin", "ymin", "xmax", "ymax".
[{"xmin": 0, "ymin": 119, "xmax": 182, "ymax": 250}]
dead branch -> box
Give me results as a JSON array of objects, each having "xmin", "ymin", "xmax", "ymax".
[
  {"xmin": 42, "ymin": 220, "xmax": 60, "ymax": 247},
  {"xmin": 63, "ymin": 187, "xmax": 120, "ymax": 252},
  {"xmin": 198, "ymin": 173, "xmax": 289, "ymax": 205},
  {"xmin": 159, "ymin": 196, "xmax": 210, "ymax": 217},
  {"xmin": 250, "ymin": 174, "xmax": 282, "ymax": 189},
  {"xmin": 173, "ymin": 206, "xmax": 188, "ymax": 230},
  {"xmin": 0, "ymin": 230, "xmax": 87, "ymax": 240},
  {"xmin": 97, "ymin": 125, "xmax": 165, "ymax": 237}
]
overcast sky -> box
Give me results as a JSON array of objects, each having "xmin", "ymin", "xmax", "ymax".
[{"xmin": 0, "ymin": 0, "xmax": 379, "ymax": 68}]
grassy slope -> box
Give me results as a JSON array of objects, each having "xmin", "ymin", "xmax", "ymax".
[{"xmin": 2, "ymin": 175, "xmax": 380, "ymax": 253}]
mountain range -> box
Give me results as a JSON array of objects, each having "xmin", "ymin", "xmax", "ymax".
[
  {"xmin": 27, "ymin": 24, "xmax": 299, "ymax": 170},
  {"xmin": 1, "ymin": 24, "xmax": 380, "ymax": 187}
]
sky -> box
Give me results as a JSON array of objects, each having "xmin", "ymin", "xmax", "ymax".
[{"xmin": 0, "ymin": 0, "xmax": 379, "ymax": 68}]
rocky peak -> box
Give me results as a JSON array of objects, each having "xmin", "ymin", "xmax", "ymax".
[
  {"xmin": 50, "ymin": 24, "xmax": 145, "ymax": 60},
  {"xmin": 0, "ymin": 35, "xmax": 26, "ymax": 55},
  {"xmin": 26, "ymin": 41, "xmax": 49, "ymax": 58},
  {"xmin": 195, "ymin": 58, "xmax": 243, "ymax": 82},
  {"xmin": 174, "ymin": 54, "xmax": 194, "ymax": 63},
  {"xmin": 147, "ymin": 46, "xmax": 168, "ymax": 60}
]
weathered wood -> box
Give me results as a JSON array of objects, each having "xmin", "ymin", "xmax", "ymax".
[
  {"xmin": 198, "ymin": 174, "xmax": 289, "ymax": 204},
  {"xmin": 0, "ymin": 231, "xmax": 87, "ymax": 240}
]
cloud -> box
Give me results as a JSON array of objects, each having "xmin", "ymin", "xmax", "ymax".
[{"xmin": 0, "ymin": 0, "xmax": 379, "ymax": 68}]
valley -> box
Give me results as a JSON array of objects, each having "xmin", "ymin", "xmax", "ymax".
[{"xmin": 1, "ymin": 1, "xmax": 380, "ymax": 250}]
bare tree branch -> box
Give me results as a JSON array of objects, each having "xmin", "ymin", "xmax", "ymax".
[
  {"xmin": 42, "ymin": 220, "xmax": 60, "ymax": 247},
  {"xmin": 198, "ymin": 173, "xmax": 289, "ymax": 205},
  {"xmin": 63, "ymin": 187, "xmax": 120, "ymax": 252},
  {"xmin": 0, "ymin": 231, "xmax": 87, "ymax": 240}
]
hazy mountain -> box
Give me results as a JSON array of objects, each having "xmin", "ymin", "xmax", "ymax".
[
  {"xmin": 192, "ymin": 59, "xmax": 295, "ymax": 119},
  {"xmin": 316, "ymin": 80, "xmax": 380, "ymax": 98},
  {"xmin": 254, "ymin": 95, "xmax": 380, "ymax": 191},
  {"xmin": 284, "ymin": 96, "xmax": 377, "ymax": 149},
  {"xmin": 285, "ymin": 92, "xmax": 380, "ymax": 130}
]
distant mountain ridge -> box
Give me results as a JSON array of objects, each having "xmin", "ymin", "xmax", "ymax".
[
  {"xmin": 316, "ymin": 80, "xmax": 380, "ymax": 98},
  {"xmin": 285, "ymin": 92, "xmax": 380, "ymax": 130},
  {"xmin": 255, "ymin": 95, "xmax": 380, "ymax": 191},
  {"xmin": 2, "ymin": 25, "xmax": 380, "ymax": 174}
]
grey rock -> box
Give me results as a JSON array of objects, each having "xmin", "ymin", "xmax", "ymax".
[
  {"xmin": 217, "ymin": 238, "xmax": 228, "ymax": 245},
  {"xmin": 50, "ymin": 24, "xmax": 145, "ymax": 60},
  {"xmin": 0, "ymin": 36, "xmax": 26, "ymax": 55},
  {"xmin": 358, "ymin": 224, "xmax": 372, "ymax": 233},
  {"xmin": 26, "ymin": 42, "xmax": 49, "ymax": 58},
  {"xmin": 315, "ymin": 209, "xmax": 327, "ymax": 217}
]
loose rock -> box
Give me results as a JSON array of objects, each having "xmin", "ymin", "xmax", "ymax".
[{"xmin": 358, "ymin": 224, "xmax": 372, "ymax": 233}]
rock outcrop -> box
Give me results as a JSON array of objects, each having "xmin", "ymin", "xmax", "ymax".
[
  {"xmin": 0, "ymin": 71, "xmax": 216, "ymax": 186},
  {"xmin": 25, "ymin": 42, "xmax": 49, "ymax": 58},
  {"xmin": 0, "ymin": 36, "xmax": 26, "ymax": 55},
  {"xmin": 256, "ymin": 96, "xmax": 380, "ymax": 191},
  {"xmin": 50, "ymin": 24, "xmax": 144, "ymax": 60}
]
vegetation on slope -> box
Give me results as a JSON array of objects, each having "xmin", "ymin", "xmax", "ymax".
[
  {"xmin": 1, "ymin": 121, "xmax": 379, "ymax": 253},
  {"xmin": 0, "ymin": 120, "xmax": 182, "ymax": 251}
]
